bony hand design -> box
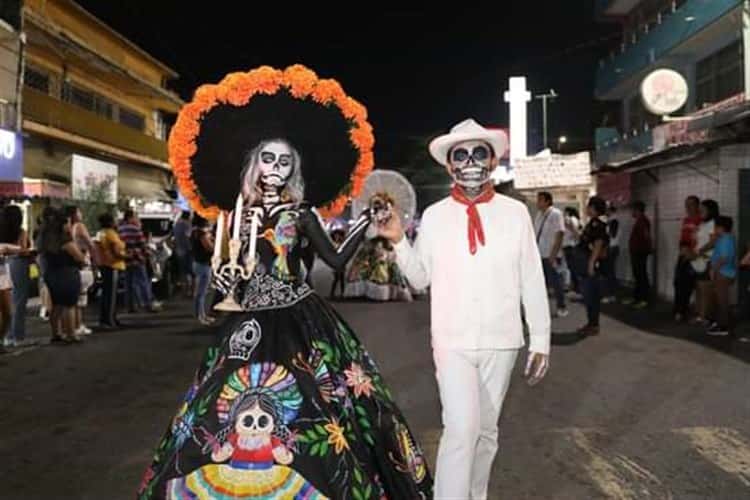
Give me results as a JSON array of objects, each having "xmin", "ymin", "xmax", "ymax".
[{"xmin": 524, "ymin": 351, "xmax": 549, "ymax": 386}]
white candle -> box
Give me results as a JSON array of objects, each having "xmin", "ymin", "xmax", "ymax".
[
  {"xmin": 247, "ymin": 208, "xmax": 259, "ymax": 264},
  {"xmin": 213, "ymin": 211, "xmax": 225, "ymax": 260},
  {"xmin": 232, "ymin": 194, "xmax": 243, "ymax": 240}
]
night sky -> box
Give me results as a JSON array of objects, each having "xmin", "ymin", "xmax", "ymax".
[{"xmin": 78, "ymin": 1, "xmax": 612, "ymax": 165}]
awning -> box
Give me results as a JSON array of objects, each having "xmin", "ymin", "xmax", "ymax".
[{"xmin": 0, "ymin": 177, "xmax": 71, "ymax": 199}]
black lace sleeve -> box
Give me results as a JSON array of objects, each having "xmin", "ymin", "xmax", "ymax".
[{"xmin": 297, "ymin": 207, "xmax": 370, "ymax": 272}]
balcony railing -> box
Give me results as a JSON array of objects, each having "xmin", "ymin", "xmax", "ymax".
[
  {"xmin": 596, "ymin": 0, "xmax": 742, "ymax": 97},
  {"xmin": 595, "ymin": 127, "xmax": 654, "ymax": 166},
  {"xmin": 22, "ymin": 88, "xmax": 167, "ymax": 163}
]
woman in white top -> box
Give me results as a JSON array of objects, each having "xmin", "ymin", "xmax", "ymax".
[
  {"xmin": 691, "ymin": 199, "xmax": 719, "ymax": 323},
  {"xmin": 563, "ymin": 206, "xmax": 582, "ymax": 293},
  {"xmin": 0, "ymin": 205, "xmax": 24, "ymax": 352}
]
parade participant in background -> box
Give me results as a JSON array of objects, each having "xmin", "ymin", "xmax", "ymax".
[
  {"xmin": 327, "ymin": 219, "xmax": 348, "ymax": 299},
  {"xmin": 65, "ymin": 206, "xmax": 95, "ymax": 337},
  {"xmin": 535, "ymin": 191, "xmax": 568, "ymax": 317},
  {"xmin": 138, "ymin": 65, "xmax": 431, "ymax": 499},
  {"xmin": 673, "ymin": 196, "xmax": 701, "ymax": 321},
  {"xmin": 707, "ymin": 216, "xmax": 737, "ymax": 336},
  {"xmin": 625, "ymin": 201, "xmax": 653, "ymax": 309},
  {"xmin": 602, "ymin": 203, "xmax": 620, "ymax": 303},
  {"xmin": 563, "ymin": 206, "xmax": 582, "ymax": 293},
  {"xmin": 173, "ymin": 211, "xmax": 194, "ymax": 297},
  {"xmin": 0, "ymin": 205, "xmax": 23, "ymax": 352},
  {"xmin": 96, "ymin": 213, "xmax": 127, "ymax": 329},
  {"xmin": 190, "ymin": 214, "xmax": 215, "ymax": 325},
  {"xmin": 379, "ymin": 118, "xmax": 550, "ymax": 499},
  {"xmin": 119, "ymin": 210, "xmax": 163, "ymax": 313},
  {"xmin": 575, "ymin": 196, "xmax": 610, "ymax": 336},
  {"xmin": 2, "ymin": 205, "xmax": 36, "ymax": 348},
  {"xmin": 691, "ymin": 199, "xmax": 719, "ymax": 324},
  {"xmin": 38, "ymin": 208, "xmax": 87, "ymax": 344}
]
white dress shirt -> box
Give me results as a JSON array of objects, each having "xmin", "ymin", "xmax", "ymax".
[
  {"xmin": 395, "ymin": 195, "xmax": 551, "ymax": 355},
  {"xmin": 534, "ymin": 206, "xmax": 565, "ymax": 259}
]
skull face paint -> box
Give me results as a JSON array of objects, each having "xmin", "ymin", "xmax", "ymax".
[
  {"xmin": 259, "ymin": 141, "xmax": 295, "ymax": 191},
  {"xmin": 236, "ymin": 403, "xmax": 275, "ymax": 439},
  {"xmin": 448, "ymin": 140, "xmax": 495, "ymax": 191},
  {"xmin": 370, "ymin": 193, "xmax": 394, "ymax": 225}
]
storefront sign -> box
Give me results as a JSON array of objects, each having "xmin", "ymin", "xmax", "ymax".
[
  {"xmin": 71, "ymin": 154, "xmax": 118, "ymax": 204},
  {"xmin": 0, "ymin": 128, "xmax": 23, "ymax": 183},
  {"xmin": 514, "ymin": 151, "xmax": 592, "ymax": 190}
]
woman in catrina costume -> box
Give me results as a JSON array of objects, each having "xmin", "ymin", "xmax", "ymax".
[{"xmin": 137, "ymin": 65, "xmax": 432, "ymax": 500}]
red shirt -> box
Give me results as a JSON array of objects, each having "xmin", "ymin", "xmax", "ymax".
[
  {"xmin": 228, "ymin": 434, "xmax": 282, "ymax": 463},
  {"xmin": 679, "ymin": 215, "xmax": 702, "ymax": 250}
]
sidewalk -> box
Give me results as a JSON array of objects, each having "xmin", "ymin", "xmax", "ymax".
[{"xmin": 596, "ymin": 289, "xmax": 750, "ymax": 364}]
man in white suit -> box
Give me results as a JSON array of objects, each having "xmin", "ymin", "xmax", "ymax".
[{"xmin": 378, "ymin": 119, "xmax": 551, "ymax": 499}]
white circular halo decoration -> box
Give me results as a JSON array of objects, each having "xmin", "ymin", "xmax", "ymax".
[
  {"xmin": 640, "ymin": 68, "xmax": 688, "ymax": 116},
  {"xmin": 351, "ymin": 169, "xmax": 417, "ymax": 222}
]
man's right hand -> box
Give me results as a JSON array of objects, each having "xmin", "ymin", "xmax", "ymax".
[{"xmin": 377, "ymin": 211, "xmax": 405, "ymax": 244}]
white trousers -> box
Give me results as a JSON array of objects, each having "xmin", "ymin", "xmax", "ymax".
[{"xmin": 433, "ymin": 348, "xmax": 519, "ymax": 500}]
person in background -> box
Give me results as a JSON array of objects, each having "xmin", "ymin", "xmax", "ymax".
[
  {"xmin": 34, "ymin": 209, "xmax": 56, "ymax": 321},
  {"xmin": 707, "ymin": 216, "xmax": 737, "ymax": 336},
  {"xmin": 119, "ymin": 209, "xmax": 162, "ymax": 313},
  {"xmin": 673, "ymin": 196, "xmax": 702, "ymax": 321},
  {"xmin": 0, "ymin": 206, "xmax": 23, "ymax": 352},
  {"xmin": 65, "ymin": 206, "xmax": 95, "ymax": 337},
  {"xmin": 97, "ymin": 213, "xmax": 127, "ymax": 328},
  {"xmin": 623, "ymin": 201, "xmax": 652, "ymax": 309},
  {"xmin": 3, "ymin": 205, "xmax": 36, "ymax": 348},
  {"xmin": 602, "ymin": 204, "xmax": 620, "ymax": 304},
  {"xmin": 575, "ymin": 196, "xmax": 610, "ymax": 336},
  {"xmin": 563, "ymin": 206, "xmax": 582, "ymax": 294},
  {"xmin": 38, "ymin": 208, "xmax": 87, "ymax": 344},
  {"xmin": 535, "ymin": 191, "xmax": 568, "ymax": 318},
  {"xmin": 190, "ymin": 215, "xmax": 214, "ymax": 325},
  {"xmin": 172, "ymin": 211, "xmax": 193, "ymax": 297},
  {"xmin": 691, "ymin": 199, "xmax": 719, "ymax": 324},
  {"xmin": 329, "ymin": 227, "xmax": 347, "ymax": 299}
]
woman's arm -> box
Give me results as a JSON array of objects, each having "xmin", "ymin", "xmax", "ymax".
[
  {"xmin": 298, "ymin": 208, "xmax": 370, "ymax": 272},
  {"xmin": 588, "ymin": 239, "xmax": 605, "ymax": 277},
  {"xmin": 63, "ymin": 241, "xmax": 87, "ymax": 265},
  {"xmin": 0, "ymin": 243, "xmax": 21, "ymax": 256}
]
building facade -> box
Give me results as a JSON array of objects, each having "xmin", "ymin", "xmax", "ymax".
[
  {"xmin": 593, "ymin": 0, "xmax": 750, "ymax": 302},
  {"xmin": 6, "ymin": 0, "xmax": 183, "ymax": 227}
]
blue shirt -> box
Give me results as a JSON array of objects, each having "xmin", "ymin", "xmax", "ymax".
[{"xmin": 711, "ymin": 233, "xmax": 736, "ymax": 279}]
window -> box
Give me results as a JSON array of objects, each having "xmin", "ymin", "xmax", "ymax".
[
  {"xmin": 62, "ymin": 82, "xmax": 116, "ymax": 120},
  {"xmin": 696, "ymin": 41, "xmax": 744, "ymax": 109},
  {"xmin": 119, "ymin": 106, "xmax": 145, "ymax": 131},
  {"xmin": 25, "ymin": 66, "xmax": 50, "ymax": 94}
]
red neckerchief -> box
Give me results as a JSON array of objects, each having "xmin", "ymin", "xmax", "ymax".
[{"xmin": 450, "ymin": 184, "xmax": 495, "ymax": 255}]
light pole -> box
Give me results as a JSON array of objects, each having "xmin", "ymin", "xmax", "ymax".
[{"xmin": 535, "ymin": 89, "xmax": 557, "ymax": 150}]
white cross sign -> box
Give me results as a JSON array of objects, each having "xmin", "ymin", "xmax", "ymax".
[{"xmin": 504, "ymin": 77, "xmax": 531, "ymax": 167}]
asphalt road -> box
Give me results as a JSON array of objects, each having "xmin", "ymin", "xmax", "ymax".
[{"xmin": 0, "ymin": 290, "xmax": 748, "ymax": 499}]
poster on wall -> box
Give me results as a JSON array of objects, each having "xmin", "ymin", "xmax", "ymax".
[
  {"xmin": 71, "ymin": 154, "xmax": 118, "ymax": 204},
  {"xmin": 0, "ymin": 128, "xmax": 23, "ymax": 183}
]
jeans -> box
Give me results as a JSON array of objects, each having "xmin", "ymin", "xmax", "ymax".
[
  {"xmin": 99, "ymin": 267, "xmax": 119, "ymax": 325},
  {"xmin": 193, "ymin": 262, "xmax": 212, "ymax": 318},
  {"xmin": 673, "ymin": 256, "xmax": 696, "ymax": 316},
  {"xmin": 712, "ymin": 273, "xmax": 734, "ymax": 329},
  {"xmin": 582, "ymin": 274, "xmax": 601, "ymax": 327},
  {"xmin": 126, "ymin": 264, "xmax": 153, "ymax": 310},
  {"xmin": 631, "ymin": 252, "xmax": 651, "ymax": 302},
  {"xmin": 542, "ymin": 258, "xmax": 566, "ymax": 309},
  {"xmin": 603, "ymin": 246, "xmax": 620, "ymax": 297},
  {"xmin": 563, "ymin": 246, "xmax": 579, "ymax": 292},
  {"xmin": 9, "ymin": 257, "xmax": 30, "ymax": 341}
]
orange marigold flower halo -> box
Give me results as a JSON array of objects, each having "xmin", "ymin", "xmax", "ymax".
[{"xmin": 168, "ymin": 64, "xmax": 375, "ymax": 219}]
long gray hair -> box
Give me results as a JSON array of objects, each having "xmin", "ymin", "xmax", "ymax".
[{"xmin": 240, "ymin": 139, "xmax": 305, "ymax": 205}]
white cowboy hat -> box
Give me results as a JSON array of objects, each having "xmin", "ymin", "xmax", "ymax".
[{"xmin": 429, "ymin": 118, "xmax": 509, "ymax": 167}]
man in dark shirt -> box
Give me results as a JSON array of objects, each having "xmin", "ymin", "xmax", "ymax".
[
  {"xmin": 173, "ymin": 211, "xmax": 194, "ymax": 296},
  {"xmin": 626, "ymin": 201, "xmax": 652, "ymax": 309}
]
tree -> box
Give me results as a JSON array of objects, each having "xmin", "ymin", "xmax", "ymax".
[{"xmin": 77, "ymin": 175, "xmax": 116, "ymax": 231}]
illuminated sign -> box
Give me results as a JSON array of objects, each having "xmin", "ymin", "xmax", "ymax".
[{"xmin": 0, "ymin": 128, "xmax": 22, "ymax": 182}]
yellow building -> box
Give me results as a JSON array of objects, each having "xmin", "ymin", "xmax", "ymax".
[{"xmin": 19, "ymin": 0, "xmax": 183, "ymax": 218}]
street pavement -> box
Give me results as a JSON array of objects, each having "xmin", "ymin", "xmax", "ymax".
[{"xmin": 0, "ymin": 289, "xmax": 749, "ymax": 499}]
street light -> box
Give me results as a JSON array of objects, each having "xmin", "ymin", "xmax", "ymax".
[
  {"xmin": 558, "ymin": 135, "xmax": 568, "ymax": 144},
  {"xmin": 535, "ymin": 89, "xmax": 557, "ymax": 150}
]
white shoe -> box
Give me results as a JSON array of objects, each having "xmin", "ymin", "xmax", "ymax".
[
  {"xmin": 2, "ymin": 337, "xmax": 16, "ymax": 348},
  {"xmin": 77, "ymin": 326, "xmax": 93, "ymax": 336},
  {"xmin": 556, "ymin": 308, "xmax": 570, "ymax": 318},
  {"xmin": 14, "ymin": 338, "xmax": 39, "ymax": 347},
  {"xmin": 601, "ymin": 296, "xmax": 615, "ymax": 304}
]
